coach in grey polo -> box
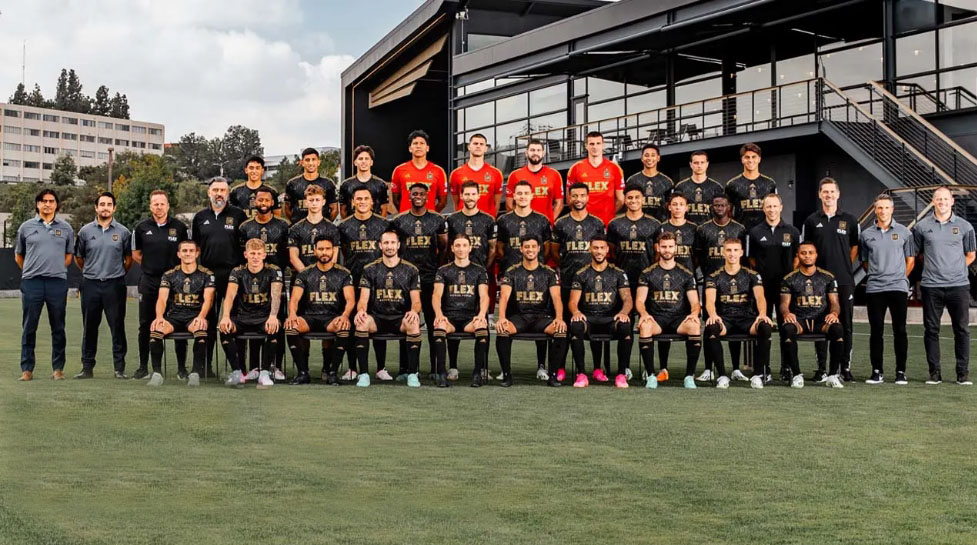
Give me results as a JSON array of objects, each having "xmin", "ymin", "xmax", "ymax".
[
  {"xmin": 15, "ymin": 189, "xmax": 74, "ymax": 381},
  {"xmin": 73, "ymin": 191, "xmax": 133, "ymax": 379},
  {"xmin": 912, "ymin": 187, "xmax": 976, "ymax": 385},
  {"xmin": 859, "ymin": 194, "xmax": 915, "ymax": 384}
]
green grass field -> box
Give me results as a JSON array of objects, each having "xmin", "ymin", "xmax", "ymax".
[{"xmin": 2, "ymin": 298, "xmax": 976, "ymax": 545}]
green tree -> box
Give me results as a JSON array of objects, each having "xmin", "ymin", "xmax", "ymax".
[
  {"xmin": 219, "ymin": 125, "xmax": 263, "ymax": 180},
  {"xmin": 114, "ymin": 154, "xmax": 178, "ymax": 229},
  {"xmin": 8, "ymin": 82, "xmax": 27, "ymax": 105},
  {"xmin": 50, "ymin": 154, "xmax": 78, "ymax": 186},
  {"xmin": 66, "ymin": 69, "xmax": 88, "ymax": 113},
  {"xmin": 54, "ymin": 68, "xmax": 69, "ymax": 110},
  {"xmin": 109, "ymin": 92, "xmax": 130, "ymax": 119},
  {"xmin": 59, "ymin": 184, "xmax": 102, "ymax": 234},
  {"xmin": 93, "ymin": 85, "xmax": 111, "ymax": 116},
  {"xmin": 319, "ymin": 149, "xmax": 341, "ymax": 180},
  {"xmin": 171, "ymin": 180, "xmax": 208, "ymax": 217},
  {"xmin": 4, "ymin": 183, "xmax": 40, "ymax": 246},
  {"xmin": 165, "ymin": 132, "xmax": 218, "ymax": 180},
  {"xmin": 269, "ymin": 155, "xmax": 300, "ymax": 189},
  {"xmin": 26, "ymin": 84, "xmax": 46, "ymax": 107}
]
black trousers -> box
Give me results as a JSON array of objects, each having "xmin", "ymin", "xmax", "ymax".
[
  {"xmin": 206, "ymin": 267, "xmax": 232, "ymax": 366},
  {"xmin": 816, "ymin": 284, "xmax": 854, "ymax": 371},
  {"xmin": 138, "ymin": 274, "xmax": 186, "ymax": 370},
  {"xmin": 80, "ymin": 276, "xmax": 128, "ymax": 372},
  {"xmin": 921, "ymin": 286, "xmax": 971, "ymax": 380},
  {"xmin": 866, "ymin": 290, "xmax": 909, "ymax": 374},
  {"xmin": 421, "ymin": 282, "xmax": 436, "ymax": 372}
]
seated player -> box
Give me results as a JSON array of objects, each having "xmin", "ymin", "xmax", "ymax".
[
  {"xmin": 147, "ymin": 240, "xmax": 216, "ymax": 387},
  {"xmin": 703, "ymin": 238, "xmax": 774, "ymax": 389},
  {"xmin": 353, "ymin": 229, "xmax": 423, "ymax": 387},
  {"xmin": 779, "ymin": 241, "xmax": 845, "ymax": 389},
  {"xmin": 495, "ymin": 237, "xmax": 568, "ymax": 387},
  {"xmin": 219, "ymin": 239, "xmax": 284, "ymax": 389},
  {"xmin": 635, "ymin": 232, "xmax": 702, "ymax": 389},
  {"xmin": 432, "ymin": 233, "xmax": 491, "ymax": 388},
  {"xmin": 285, "ymin": 236, "xmax": 356, "ymax": 385},
  {"xmin": 567, "ymin": 234, "xmax": 633, "ymax": 389}
]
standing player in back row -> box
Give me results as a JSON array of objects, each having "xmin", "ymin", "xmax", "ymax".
[
  {"xmin": 673, "ymin": 150, "xmax": 724, "ymax": 226},
  {"xmin": 626, "ymin": 143, "xmax": 673, "ymax": 221},
  {"xmin": 506, "ymin": 139, "xmax": 563, "ymax": 223},
  {"xmin": 284, "ymin": 147, "xmax": 338, "ymax": 222},
  {"xmin": 390, "ymin": 130, "xmax": 448, "ymax": 213},
  {"xmin": 339, "ymin": 145, "xmax": 389, "ymax": 218},
  {"xmin": 229, "ymin": 156, "xmax": 280, "ymax": 219},
  {"xmin": 608, "ymin": 184, "xmax": 662, "ymax": 316},
  {"xmin": 449, "ymin": 133, "xmax": 504, "ymax": 217},
  {"xmin": 566, "ymin": 131, "xmax": 624, "ymax": 226},
  {"xmin": 725, "ymin": 143, "xmax": 777, "ymax": 231}
]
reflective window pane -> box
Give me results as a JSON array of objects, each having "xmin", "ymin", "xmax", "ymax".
[
  {"xmin": 528, "ymin": 111, "xmax": 567, "ymax": 133},
  {"xmin": 940, "ymin": 20, "xmax": 977, "ymax": 69},
  {"xmin": 735, "ymin": 62, "xmax": 772, "ymax": 93},
  {"xmin": 776, "ymin": 53, "xmax": 816, "ymax": 85},
  {"xmin": 818, "ymin": 42, "xmax": 883, "ymax": 87},
  {"xmin": 675, "ymin": 77, "xmax": 721, "ymax": 105},
  {"xmin": 529, "ymin": 83, "xmax": 567, "ymax": 116},
  {"xmin": 464, "ymin": 102, "xmax": 494, "ymax": 131},
  {"xmin": 627, "ymin": 90, "xmax": 665, "ymax": 114},
  {"xmin": 495, "ymin": 120, "xmax": 525, "ymax": 152},
  {"xmin": 587, "ymin": 78, "xmax": 625, "ymax": 102},
  {"xmin": 587, "ymin": 98, "xmax": 624, "ymax": 123},
  {"xmin": 940, "ymin": 66, "xmax": 977, "ymax": 109},
  {"xmin": 896, "ymin": 31, "xmax": 936, "ymax": 76},
  {"xmin": 496, "ymin": 94, "xmax": 527, "ymax": 124}
]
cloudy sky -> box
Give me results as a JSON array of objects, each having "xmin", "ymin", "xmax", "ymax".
[{"xmin": 0, "ymin": 0, "xmax": 425, "ymax": 154}]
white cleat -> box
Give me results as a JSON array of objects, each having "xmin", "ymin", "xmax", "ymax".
[
  {"xmin": 375, "ymin": 369, "xmax": 394, "ymax": 381},
  {"xmin": 257, "ymin": 370, "xmax": 274, "ymax": 389},
  {"xmin": 225, "ymin": 370, "xmax": 244, "ymax": 386},
  {"xmin": 750, "ymin": 375, "xmax": 764, "ymax": 389},
  {"xmin": 536, "ymin": 367, "xmax": 550, "ymax": 380},
  {"xmin": 245, "ymin": 368, "xmax": 260, "ymax": 381},
  {"xmin": 187, "ymin": 372, "xmax": 200, "ymax": 387},
  {"xmin": 716, "ymin": 376, "xmax": 730, "ymax": 389},
  {"xmin": 147, "ymin": 372, "xmax": 163, "ymax": 387},
  {"xmin": 341, "ymin": 369, "xmax": 358, "ymax": 381},
  {"xmin": 271, "ymin": 366, "xmax": 286, "ymax": 381},
  {"xmin": 496, "ymin": 371, "xmax": 506, "ymax": 381},
  {"xmin": 696, "ymin": 369, "xmax": 713, "ymax": 382},
  {"xmin": 625, "ymin": 368, "xmax": 633, "ymax": 381},
  {"xmin": 730, "ymin": 369, "xmax": 749, "ymax": 381},
  {"xmin": 791, "ymin": 375, "xmax": 804, "ymax": 389},
  {"xmin": 825, "ymin": 374, "xmax": 844, "ymax": 389},
  {"xmin": 641, "ymin": 370, "xmax": 649, "ymax": 381},
  {"xmin": 447, "ymin": 368, "xmax": 459, "ymax": 381}
]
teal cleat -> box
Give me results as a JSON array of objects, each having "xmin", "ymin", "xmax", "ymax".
[
  {"xmin": 406, "ymin": 373, "xmax": 421, "ymax": 388},
  {"xmin": 356, "ymin": 374, "xmax": 371, "ymax": 388},
  {"xmin": 683, "ymin": 376, "xmax": 697, "ymax": 389},
  {"xmin": 645, "ymin": 375, "xmax": 658, "ymax": 389}
]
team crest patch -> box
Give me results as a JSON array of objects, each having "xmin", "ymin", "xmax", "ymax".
[
  {"xmin": 838, "ymin": 221, "xmax": 847, "ymax": 230},
  {"xmin": 541, "ymin": 176, "xmax": 548, "ymax": 185},
  {"xmin": 783, "ymin": 233, "xmax": 792, "ymax": 242},
  {"xmin": 426, "ymin": 171, "xmax": 433, "ymax": 181},
  {"xmin": 484, "ymin": 172, "xmax": 491, "ymax": 182},
  {"xmin": 55, "ymin": 229, "xmax": 62, "ymax": 236},
  {"xmin": 892, "ymin": 233, "xmax": 899, "ymax": 240},
  {"xmin": 953, "ymin": 227, "xmax": 960, "ymax": 235},
  {"xmin": 226, "ymin": 217, "xmax": 234, "ymax": 225},
  {"xmin": 603, "ymin": 168, "xmax": 610, "ymax": 179},
  {"xmin": 112, "ymin": 234, "xmax": 119, "ymax": 241},
  {"xmin": 169, "ymin": 228, "xmax": 176, "ymax": 237}
]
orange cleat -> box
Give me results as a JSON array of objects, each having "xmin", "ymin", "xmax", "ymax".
[
  {"xmin": 19, "ymin": 371, "xmax": 33, "ymax": 381},
  {"xmin": 656, "ymin": 369, "xmax": 669, "ymax": 382},
  {"xmin": 51, "ymin": 370, "xmax": 65, "ymax": 380}
]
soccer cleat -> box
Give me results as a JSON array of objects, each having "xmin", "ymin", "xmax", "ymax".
[
  {"xmin": 356, "ymin": 373, "xmax": 371, "ymax": 388},
  {"xmin": 646, "ymin": 375, "xmax": 659, "ymax": 389},
  {"xmin": 177, "ymin": 369, "xmax": 190, "ymax": 380},
  {"xmin": 865, "ymin": 370, "xmax": 883, "ymax": 385},
  {"xmin": 290, "ymin": 372, "xmax": 311, "ymax": 385},
  {"xmin": 428, "ymin": 372, "xmax": 439, "ymax": 382},
  {"xmin": 656, "ymin": 369, "xmax": 669, "ymax": 382},
  {"xmin": 51, "ymin": 370, "xmax": 65, "ymax": 380},
  {"xmin": 131, "ymin": 368, "xmax": 149, "ymax": 380},
  {"xmin": 187, "ymin": 373, "xmax": 200, "ymax": 387},
  {"xmin": 19, "ymin": 371, "xmax": 33, "ymax": 381},
  {"xmin": 841, "ymin": 369, "xmax": 854, "ymax": 382},
  {"xmin": 592, "ymin": 369, "xmax": 609, "ymax": 382},
  {"xmin": 272, "ymin": 367, "xmax": 286, "ymax": 381},
  {"xmin": 536, "ymin": 367, "xmax": 550, "ymax": 381},
  {"xmin": 375, "ymin": 369, "xmax": 394, "ymax": 381},
  {"xmin": 615, "ymin": 374, "xmax": 629, "ymax": 389},
  {"xmin": 573, "ymin": 374, "xmax": 589, "ymax": 388},
  {"xmin": 147, "ymin": 372, "xmax": 164, "ymax": 387},
  {"xmin": 114, "ymin": 371, "xmax": 128, "ymax": 380},
  {"xmin": 257, "ymin": 370, "xmax": 274, "ymax": 389},
  {"xmin": 956, "ymin": 375, "xmax": 973, "ymax": 386},
  {"xmin": 447, "ymin": 368, "xmax": 459, "ymax": 381},
  {"xmin": 471, "ymin": 373, "xmax": 484, "ymax": 388},
  {"xmin": 730, "ymin": 369, "xmax": 748, "ymax": 382},
  {"xmin": 825, "ymin": 374, "xmax": 844, "ymax": 388},
  {"xmin": 395, "ymin": 373, "xmax": 409, "ymax": 382},
  {"xmin": 683, "ymin": 376, "xmax": 695, "ymax": 389},
  {"xmin": 245, "ymin": 368, "xmax": 260, "ymax": 381},
  {"xmin": 325, "ymin": 372, "xmax": 339, "ymax": 386},
  {"xmin": 811, "ymin": 370, "xmax": 828, "ymax": 383},
  {"xmin": 763, "ymin": 374, "xmax": 773, "ymax": 385},
  {"xmin": 894, "ymin": 371, "xmax": 908, "ymax": 385},
  {"xmin": 556, "ymin": 368, "xmax": 567, "ymax": 382},
  {"xmin": 750, "ymin": 375, "xmax": 764, "ymax": 389},
  {"xmin": 779, "ymin": 367, "xmax": 792, "ymax": 383},
  {"xmin": 925, "ymin": 372, "xmax": 942, "ymax": 385},
  {"xmin": 547, "ymin": 376, "xmax": 562, "ymax": 387},
  {"xmin": 225, "ymin": 370, "xmax": 244, "ymax": 386},
  {"xmin": 341, "ymin": 369, "xmax": 358, "ymax": 381},
  {"xmin": 436, "ymin": 373, "xmax": 449, "ymax": 388},
  {"xmin": 625, "ymin": 368, "xmax": 633, "ymax": 380},
  {"xmin": 407, "ymin": 373, "xmax": 421, "ymax": 388},
  {"xmin": 791, "ymin": 375, "xmax": 804, "ymax": 389},
  {"xmin": 496, "ymin": 371, "xmax": 506, "ymax": 381},
  {"xmin": 74, "ymin": 369, "xmax": 94, "ymax": 379},
  {"xmin": 696, "ymin": 369, "xmax": 713, "ymax": 382},
  {"xmin": 716, "ymin": 376, "xmax": 730, "ymax": 389},
  {"xmin": 500, "ymin": 373, "xmax": 513, "ymax": 387}
]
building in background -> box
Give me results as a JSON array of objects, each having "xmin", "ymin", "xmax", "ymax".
[{"xmin": 0, "ymin": 103, "xmax": 164, "ymax": 183}]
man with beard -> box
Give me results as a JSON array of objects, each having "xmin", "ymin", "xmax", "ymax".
[
  {"xmin": 449, "ymin": 133, "xmax": 504, "ymax": 216},
  {"xmin": 285, "ymin": 148, "xmax": 338, "ymax": 222},
  {"xmin": 339, "ymin": 145, "xmax": 389, "ymax": 218},
  {"xmin": 505, "ymin": 139, "xmax": 563, "ymax": 222},
  {"xmin": 625, "ymin": 143, "xmax": 673, "ymax": 221},
  {"xmin": 672, "ymin": 150, "xmax": 724, "ymax": 226},
  {"xmin": 229, "ymin": 156, "xmax": 279, "ymax": 219}
]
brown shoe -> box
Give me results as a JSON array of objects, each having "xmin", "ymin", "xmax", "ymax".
[
  {"xmin": 19, "ymin": 371, "xmax": 33, "ymax": 381},
  {"xmin": 52, "ymin": 370, "xmax": 65, "ymax": 380}
]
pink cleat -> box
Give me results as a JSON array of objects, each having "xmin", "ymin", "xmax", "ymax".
[
  {"xmin": 592, "ymin": 369, "xmax": 609, "ymax": 382},
  {"xmin": 556, "ymin": 368, "xmax": 566, "ymax": 382},
  {"xmin": 615, "ymin": 374, "xmax": 629, "ymax": 389},
  {"xmin": 573, "ymin": 374, "xmax": 589, "ymax": 388}
]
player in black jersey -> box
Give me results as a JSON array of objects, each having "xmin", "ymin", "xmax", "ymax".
[
  {"xmin": 354, "ymin": 230, "xmax": 423, "ymax": 387},
  {"xmin": 339, "ymin": 145, "xmax": 389, "ymax": 218},
  {"xmin": 725, "ymin": 143, "xmax": 777, "ymax": 232},
  {"xmin": 288, "ymin": 184, "xmax": 341, "ymax": 271},
  {"xmin": 447, "ymin": 181, "xmax": 497, "ymax": 269},
  {"xmin": 284, "ymin": 147, "xmax": 338, "ymax": 223},
  {"xmin": 229, "ymin": 156, "xmax": 279, "ymax": 219},
  {"xmin": 285, "ymin": 236, "xmax": 356, "ymax": 385},
  {"xmin": 703, "ymin": 238, "xmax": 773, "ymax": 389},
  {"xmin": 779, "ymin": 241, "xmax": 844, "ymax": 388},
  {"xmin": 432, "ymin": 233, "xmax": 490, "ymax": 387},
  {"xmin": 219, "ymin": 239, "xmax": 284, "ymax": 389},
  {"xmin": 147, "ymin": 240, "xmax": 215, "ymax": 387},
  {"xmin": 672, "ymin": 150, "xmax": 724, "ymax": 226},
  {"xmin": 608, "ymin": 184, "xmax": 661, "ymax": 289},
  {"xmin": 625, "ymin": 143, "xmax": 673, "ymax": 221},
  {"xmin": 635, "ymin": 231, "xmax": 702, "ymax": 389},
  {"xmin": 566, "ymin": 235, "xmax": 632, "ymax": 388},
  {"xmin": 496, "ymin": 237, "xmax": 567, "ymax": 387},
  {"xmin": 658, "ymin": 193, "xmax": 697, "ymax": 272}
]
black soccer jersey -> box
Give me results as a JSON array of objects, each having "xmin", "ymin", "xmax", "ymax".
[
  {"xmin": 339, "ymin": 176, "xmax": 389, "ymax": 215},
  {"xmin": 705, "ymin": 267, "xmax": 762, "ymax": 321},
  {"xmin": 801, "ymin": 209, "xmax": 860, "ymax": 287},
  {"xmin": 638, "ymin": 263, "xmax": 695, "ymax": 320},
  {"xmin": 746, "ymin": 221, "xmax": 800, "ymax": 285},
  {"xmin": 285, "ymin": 175, "xmax": 338, "ymax": 222},
  {"xmin": 359, "ymin": 259, "xmax": 420, "ymax": 316},
  {"xmin": 338, "ymin": 214, "xmax": 389, "ymax": 279},
  {"xmin": 434, "ymin": 262, "xmax": 489, "ymax": 318},
  {"xmin": 228, "ymin": 264, "xmax": 284, "ymax": 323},
  {"xmin": 552, "ymin": 213, "xmax": 606, "ymax": 286},
  {"xmin": 191, "ymin": 205, "xmax": 248, "ymax": 271},
  {"xmin": 288, "ymin": 217, "xmax": 341, "ymax": 269},
  {"xmin": 607, "ymin": 213, "xmax": 661, "ymax": 281},
  {"xmin": 160, "ymin": 266, "xmax": 216, "ymax": 321},
  {"xmin": 657, "ymin": 220, "xmax": 697, "ymax": 272},
  {"xmin": 446, "ymin": 210, "xmax": 497, "ymax": 268},
  {"xmin": 673, "ymin": 177, "xmax": 724, "ymax": 225},
  {"xmin": 132, "ymin": 217, "xmax": 188, "ymax": 278},
  {"xmin": 571, "ymin": 264, "xmax": 629, "ymax": 317},
  {"xmin": 293, "ymin": 264, "xmax": 353, "ymax": 318},
  {"xmin": 389, "ymin": 210, "xmax": 446, "ymax": 284},
  {"xmin": 500, "ymin": 263, "xmax": 558, "ymax": 317},
  {"xmin": 725, "ymin": 174, "xmax": 777, "ymax": 231},
  {"xmin": 781, "ymin": 268, "xmax": 837, "ymax": 321},
  {"xmin": 695, "ymin": 219, "xmax": 747, "ymax": 277},
  {"xmin": 229, "ymin": 183, "xmax": 280, "ymax": 219},
  {"xmin": 239, "ymin": 217, "xmax": 290, "ymax": 270},
  {"xmin": 496, "ymin": 210, "xmax": 552, "ymax": 270},
  {"xmin": 626, "ymin": 171, "xmax": 674, "ymax": 221}
]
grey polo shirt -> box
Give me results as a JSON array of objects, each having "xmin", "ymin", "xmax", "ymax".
[
  {"xmin": 15, "ymin": 216, "xmax": 74, "ymax": 280},
  {"xmin": 75, "ymin": 220, "xmax": 132, "ymax": 280},
  {"xmin": 859, "ymin": 220, "xmax": 915, "ymax": 293},
  {"xmin": 912, "ymin": 213, "xmax": 976, "ymax": 288}
]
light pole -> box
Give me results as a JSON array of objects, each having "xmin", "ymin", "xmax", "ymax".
[{"xmin": 107, "ymin": 147, "xmax": 114, "ymax": 192}]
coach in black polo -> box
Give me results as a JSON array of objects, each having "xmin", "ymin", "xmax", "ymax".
[
  {"xmin": 801, "ymin": 177, "xmax": 859, "ymax": 381},
  {"xmin": 746, "ymin": 193, "xmax": 800, "ymax": 320}
]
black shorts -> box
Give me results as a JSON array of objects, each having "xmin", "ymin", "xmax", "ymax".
[
  {"xmin": 164, "ymin": 316, "xmax": 193, "ymax": 334},
  {"xmin": 790, "ymin": 317, "xmax": 827, "ymax": 335},
  {"xmin": 230, "ymin": 319, "xmax": 270, "ymax": 337},
  {"xmin": 723, "ymin": 316, "xmax": 757, "ymax": 336},
  {"xmin": 575, "ymin": 316, "xmax": 631, "ymax": 338},
  {"xmin": 444, "ymin": 314, "xmax": 473, "ymax": 331},
  {"xmin": 510, "ymin": 314, "xmax": 554, "ymax": 334},
  {"xmin": 375, "ymin": 314, "xmax": 404, "ymax": 335},
  {"xmin": 304, "ymin": 314, "xmax": 340, "ymax": 332},
  {"xmin": 652, "ymin": 314, "xmax": 685, "ymax": 334}
]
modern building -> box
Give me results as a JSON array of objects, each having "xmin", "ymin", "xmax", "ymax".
[{"xmin": 0, "ymin": 103, "xmax": 164, "ymax": 182}]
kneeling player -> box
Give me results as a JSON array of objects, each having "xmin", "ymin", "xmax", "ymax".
[
  {"xmin": 703, "ymin": 238, "xmax": 773, "ymax": 389},
  {"xmin": 567, "ymin": 235, "xmax": 633, "ymax": 388},
  {"xmin": 432, "ymin": 233, "xmax": 491, "ymax": 388},
  {"xmin": 285, "ymin": 236, "xmax": 356, "ymax": 385},
  {"xmin": 779, "ymin": 241, "xmax": 845, "ymax": 388},
  {"xmin": 635, "ymin": 232, "xmax": 702, "ymax": 389},
  {"xmin": 353, "ymin": 229, "xmax": 423, "ymax": 387},
  {"xmin": 148, "ymin": 240, "xmax": 215, "ymax": 387},
  {"xmin": 219, "ymin": 239, "xmax": 284, "ymax": 389},
  {"xmin": 496, "ymin": 237, "xmax": 567, "ymax": 387}
]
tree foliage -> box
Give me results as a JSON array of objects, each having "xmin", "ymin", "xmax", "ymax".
[
  {"xmin": 8, "ymin": 69, "xmax": 130, "ymax": 118},
  {"xmin": 8, "ymin": 82, "xmax": 27, "ymax": 105},
  {"xmin": 50, "ymin": 154, "xmax": 78, "ymax": 186}
]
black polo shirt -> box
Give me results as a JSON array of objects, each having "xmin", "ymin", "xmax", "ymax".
[
  {"xmin": 746, "ymin": 220, "xmax": 800, "ymax": 286},
  {"xmin": 132, "ymin": 217, "xmax": 189, "ymax": 278},
  {"xmin": 801, "ymin": 209, "xmax": 860, "ymax": 287},
  {"xmin": 191, "ymin": 205, "xmax": 248, "ymax": 272}
]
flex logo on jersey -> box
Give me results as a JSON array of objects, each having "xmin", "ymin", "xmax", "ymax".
[
  {"xmin": 653, "ymin": 290, "xmax": 681, "ymax": 303},
  {"xmin": 242, "ymin": 293, "xmax": 269, "ymax": 304},
  {"xmin": 584, "ymin": 292, "xmax": 615, "ymax": 304},
  {"xmin": 795, "ymin": 295, "xmax": 824, "ymax": 308},
  {"xmin": 449, "ymin": 284, "xmax": 475, "ymax": 296},
  {"xmin": 720, "ymin": 294, "xmax": 749, "ymax": 303},
  {"xmin": 308, "ymin": 291, "xmax": 337, "ymax": 303},
  {"xmin": 349, "ymin": 240, "xmax": 377, "ymax": 252},
  {"xmin": 375, "ymin": 288, "xmax": 403, "ymax": 301},
  {"xmin": 585, "ymin": 181, "xmax": 610, "ymax": 193},
  {"xmin": 406, "ymin": 235, "xmax": 431, "ymax": 248},
  {"xmin": 173, "ymin": 293, "xmax": 200, "ymax": 306},
  {"xmin": 515, "ymin": 290, "xmax": 544, "ymax": 303},
  {"xmin": 782, "ymin": 233, "xmax": 792, "ymax": 247},
  {"xmin": 619, "ymin": 240, "xmax": 645, "ymax": 253}
]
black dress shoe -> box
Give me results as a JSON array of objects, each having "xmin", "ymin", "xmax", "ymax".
[
  {"xmin": 132, "ymin": 368, "xmax": 149, "ymax": 380},
  {"xmin": 114, "ymin": 371, "xmax": 128, "ymax": 379},
  {"xmin": 500, "ymin": 373, "xmax": 513, "ymax": 387},
  {"xmin": 471, "ymin": 373, "xmax": 483, "ymax": 388},
  {"xmin": 547, "ymin": 377, "xmax": 562, "ymax": 387},
  {"xmin": 325, "ymin": 372, "xmax": 339, "ymax": 385},
  {"xmin": 290, "ymin": 372, "xmax": 311, "ymax": 385},
  {"xmin": 841, "ymin": 369, "xmax": 854, "ymax": 382},
  {"xmin": 436, "ymin": 373, "xmax": 449, "ymax": 388},
  {"xmin": 74, "ymin": 369, "xmax": 94, "ymax": 379}
]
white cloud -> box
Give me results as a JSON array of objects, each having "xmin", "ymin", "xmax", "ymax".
[{"xmin": 0, "ymin": 1, "xmax": 353, "ymax": 154}]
